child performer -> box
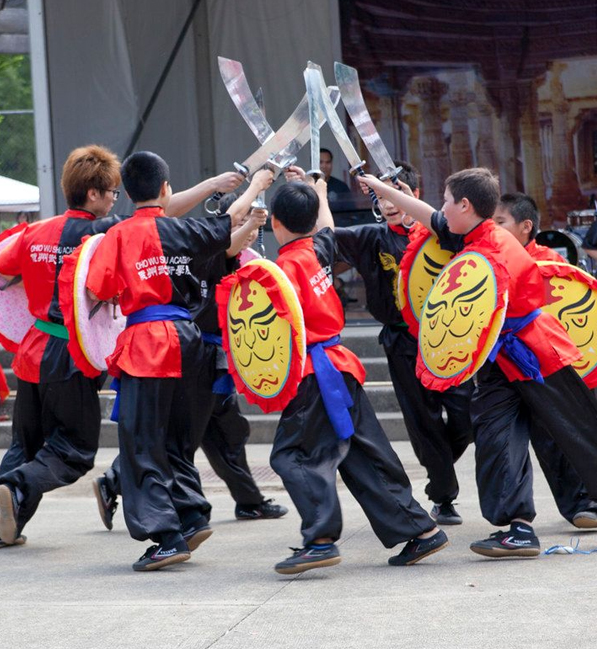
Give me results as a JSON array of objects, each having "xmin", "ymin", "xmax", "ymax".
[
  {"xmin": 359, "ymin": 169, "xmax": 597, "ymax": 558},
  {"xmin": 493, "ymin": 192, "xmax": 597, "ymax": 528},
  {"xmin": 85, "ymin": 151, "xmax": 273, "ymax": 571},
  {"xmin": 269, "ymin": 178, "xmax": 447, "ymax": 575},
  {"xmin": 331, "ymin": 161, "xmax": 473, "ymax": 525},
  {"xmin": 92, "ymin": 193, "xmax": 288, "ymax": 531}
]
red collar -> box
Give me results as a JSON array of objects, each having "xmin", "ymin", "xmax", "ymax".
[
  {"xmin": 389, "ymin": 223, "xmax": 408, "ymax": 235},
  {"xmin": 278, "ymin": 235, "xmax": 314, "ymax": 254},
  {"xmin": 463, "ymin": 218, "xmax": 492, "ymax": 244},
  {"xmin": 65, "ymin": 209, "xmax": 97, "ymax": 221},
  {"xmin": 133, "ymin": 206, "xmax": 166, "ymax": 218}
]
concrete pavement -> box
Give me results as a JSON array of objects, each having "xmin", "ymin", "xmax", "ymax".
[{"xmin": 1, "ymin": 443, "xmax": 596, "ymax": 649}]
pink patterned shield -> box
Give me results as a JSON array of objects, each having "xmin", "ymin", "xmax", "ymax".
[
  {"xmin": 0, "ymin": 232, "xmax": 35, "ymax": 350},
  {"xmin": 73, "ymin": 234, "xmax": 126, "ymax": 371},
  {"xmin": 238, "ymin": 247, "xmax": 262, "ymax": 266}
]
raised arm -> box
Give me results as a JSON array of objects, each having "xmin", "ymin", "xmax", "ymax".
[
  {"xmin": 227, "ymin": 208, "xmax": 267, "ymax": 258},
  {"xmin": 225, "ymin": 169, "xmax": 274, "ymax": 228},
  {"xmin": 168, "ymin": 171, "xmax": 245, "ymax": 217},
  {"xmin": 358, "ymin": 174, "xmax": 437, "ymax": 232}
]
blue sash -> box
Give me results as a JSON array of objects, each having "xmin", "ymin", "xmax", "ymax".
[
  {"xmin": 488, "ymin": 309, "xmax": 544, "ymax": 384},
  {"xmin": 110, "ymin": 304, "xmax": 192, "ymax": 422},
  {"xmin": 201, "ymin": 332, "xmax": 235, "ymax": 395},
  {"xmin": 307, "ymin": 335, "xmax": 354, "ymax": 439}
]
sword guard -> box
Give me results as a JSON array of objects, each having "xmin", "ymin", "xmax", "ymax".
[
  {"xmin": 306, "ymin": 169, "xmax": 322, "ymax": 182},
  {"xmin": 251, "ymin": 197, "xmax": 267, "ymax": 210},
  {"xmin": 348, "ymin": 161, "xmax": 367, "ymax": 176},
  {"xmin": 204, "ymin": 192, "xmax": 224, "ymax": 215},
  {"xmin": 233, "ymin": 162, "xmax": 250, "ymax": 178}
]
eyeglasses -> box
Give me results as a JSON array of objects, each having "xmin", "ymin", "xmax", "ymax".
[{"xmin": 107, "ymin": 189, "xmax": 120, "ymax": 200}]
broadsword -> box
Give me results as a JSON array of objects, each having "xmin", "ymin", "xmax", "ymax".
[
  {"xmin": 304, "ymin": 67, "xmax": 322, "ymax": 180},
  {"xmin": 334, "ymin": 63, "xmax": 402, "ymax": 183},
  {"xmin": 305, "ymin": 62, "xmax": 382, "ymax": 220},
  {"xmin": 253, "ymin": 87, "xmax": 267, "ymax": 257},
  {"xmin": 218, "ymin": 57, "xmax": 340, "ymax": 172}
]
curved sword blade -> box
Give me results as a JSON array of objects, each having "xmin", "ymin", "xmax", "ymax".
[
  {"xmin": 334, "ymin": 63, "xmax": 398, "ymax": 177},
  {"xmin": 218, "ymin": 57, "xmax": 275, "ymax": 144},
  {"xmin": 304, "ymin": 68, "xmax": 322, "ymax": 177},
  {"xmin": 306, "ymin": 62, "xmax": 363, "ymax": 171}
]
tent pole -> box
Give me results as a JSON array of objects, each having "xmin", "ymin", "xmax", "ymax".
[{"xmin": 28, "ymin": 0, "xmax": 55, "ymax": 217}]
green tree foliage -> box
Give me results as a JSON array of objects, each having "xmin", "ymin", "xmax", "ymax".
[{"xmin": 0, "ymin": 54, "xmax": 36, "ymax": 185}]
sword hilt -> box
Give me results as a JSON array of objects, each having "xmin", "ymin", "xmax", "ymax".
[
  {"xmin": 257, "ymin": 226, "xmax": 266, "ymax": 258},
  {"xmin": 204, "ymin": 162, "xmax": 249, "ymax": 215},
  {"xmin": 350, "ymin": 162, "xmax": 383, "ymax": 223},
  {"xmin": 306, "ymin": 169, "xmax": 322, "ymax": 182}
]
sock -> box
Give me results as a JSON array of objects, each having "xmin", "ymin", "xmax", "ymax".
[
  {"xmin": 511, "ymin": 522, "xmax": 534, "ymax": 536},
  {"xmin": 161, "ymin": 531, "xmax": 184, "ymax": 548},
  {"xmin": 310, "ymin": 543, "xmax": 333, "ymax": 549}
]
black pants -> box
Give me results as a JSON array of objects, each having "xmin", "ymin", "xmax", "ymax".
[
  {"xmin": 117, "ymin": 373, "xmax": 215, "ymax": 543},
  {"xmin": 0, "ymin": 375, "xmax": 100, "ymax": 534},
  {"xmin": 201, "ymin": 393, "xmax": 263, "ymax": 505},
  {"xmin": 471, "ymin": 362, "xmax": 597, "ymax": 526},
  {"xmin": 381, "ymin": 326, "xmax": 474, "ymax": 504},
  {"xmin": 106, "ymin": 392, "xmax": 263, "ymax": 507},
  {"xmin": 270, "ymin": 374, "xmax": 435, "ymax": 547}
]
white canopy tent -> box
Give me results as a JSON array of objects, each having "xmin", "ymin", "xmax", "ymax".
[{"xmin": 0, "ymin": 174, "xmax": 40, "ymax": 212}]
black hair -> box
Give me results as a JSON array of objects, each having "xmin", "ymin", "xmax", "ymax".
[
  {"xmin": 320, "ymin": 148, "xmax": 333, "ymax": 159},
  {"xmin": 498, "ymin": 192, "xmax": 539, "ymax": 240},
  {"xmin": 121, "ymin": 151, "xmax": 170, "ymax": 203},
  {"xmin": 377, "ymin": 159, "xmax": 419, "ymax": 192},
  {"xmin": 217, "ymin": 192, "xmax": 239, "ymax": 215},
  {"xmin": 445, "ymin": 167, "xmax": 500, "ymax": 219},
  {"xmin": 271, "ymin": 182, "xmax": 319, "ymax": 235}
]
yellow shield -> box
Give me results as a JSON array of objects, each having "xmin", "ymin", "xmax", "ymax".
[
  {"xmin": 220, "ymin": 259, "xmax": 306, "ymax": 412},
  {"xmin": 419, "ymin": 251, "xmax": 506, "ymax": 385},
  {"xmin": 398, "ymin": 234, "xmax": 455, "ymax": 319},
  {"xmin": 538, "ymin": 261, "xmax": 597, "ymax": 380}
]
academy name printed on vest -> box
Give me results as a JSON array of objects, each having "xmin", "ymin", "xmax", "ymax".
[{"xmin": 135, "ymin": 255, "xmax": 192, "ymax": 280}]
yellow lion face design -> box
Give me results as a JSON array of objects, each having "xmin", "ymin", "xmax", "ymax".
[
  {"xmin": 541, "ymin": 269, "xmax": 597, "ymax": 378},
  {"xmin": 227, "ymin": 278, "xmax": 292, "ymax": 397},
  {"xmin": 420, "ymin": 253, "xmax": 499, "ymax": 379},
  {"xmin": 405, "ymin": 236, "xmax": 455, "ymax": 320}
]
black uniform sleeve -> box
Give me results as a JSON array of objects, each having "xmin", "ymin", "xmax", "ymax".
[
  {"xmin": 313, "ymin": 227, "xmax": 338, "ymax": 268},
  {"xmin": 430, "ymin": 211, "xmax": 465, "ymax": 253},
  {"xmin": 185, "ymin": 215, "xmax": 232, "ymax": 260},
  {"xmin": 334, "ymin": 225, "xmax": 377, "ymax": 268},
  {"xmin": 582, "ymin": 221, "xmax": 597, "ymax": 250}
]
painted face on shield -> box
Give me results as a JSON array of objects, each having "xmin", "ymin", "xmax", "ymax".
[
  {"xmin": 420, "ymin": 253, "xmax": 498, "ymax": 378},
  {"xmin": 227, "ymin": 278, "xmax": 292, "ymax": 397},
  {"xmin": 543, "ymin": 274, "xmax": 597, "ymax": 377},
  {"xmin": 405, "ymin": 236, "xmax": 455, "ymax": 320}
]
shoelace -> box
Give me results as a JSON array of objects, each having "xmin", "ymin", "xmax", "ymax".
[
  {"xmin": 139, "ymin": 544, "xmax": 160, "ymax": 560},
  {"xmin": 544, "ymin": 537, "xmax": 597, "ymax": 555}
]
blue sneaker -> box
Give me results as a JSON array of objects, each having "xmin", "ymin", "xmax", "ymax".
[
  {"xmin": 388, "ymin": 529, "xmax": 449, "ymax": 566},
  {"xmin": 275, "ymin": 543, "xmax": 341, "ymax": 575}
]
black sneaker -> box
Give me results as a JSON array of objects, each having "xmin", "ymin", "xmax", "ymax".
[
  {"xmin": 274, "ymin": 543, "xmax": 341, "ymax": 575},
  {"xmin": 92, "ymin": 476, "xmax": 118, "ymax": 531},
  {"xmin": 470, "ymin": 527, "xmax": 540, "ymax": 558},
  {"xmin": 183, "ymin": 522, "xmax": 213, "ymax": 552},
  {"xmin": 572, "ymin": 510, "xmax": 597, "ymax": 529},
  {"xmin": 388, "ymin": 529, "xmax": 449, "ymax": 566},
  {"xmin": 235, "ymin": 499, "xmax": 289, "ymax": 520},
  {"xmin": 132, "ymin": 541, "xmax": 191, "ymax": 572},
  {"xmin": 430, "ymin": 502, "xmax": 463, "ymax": 525},
  {"xmin": 0, "ymin": 534, "xmax": 26, "ymax": 549},
  {"xmin": 0, "ymin": 484, "xmax": 19, "ymax": 545}
]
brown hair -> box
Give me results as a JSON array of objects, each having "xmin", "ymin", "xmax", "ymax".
[
  {"xmin": 445, "ymin": 167, "xmax": 499, "ymax": 219},
  {"xmin": 61, "ymin": 145, "xmax": 121, "ymax": 209}
]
